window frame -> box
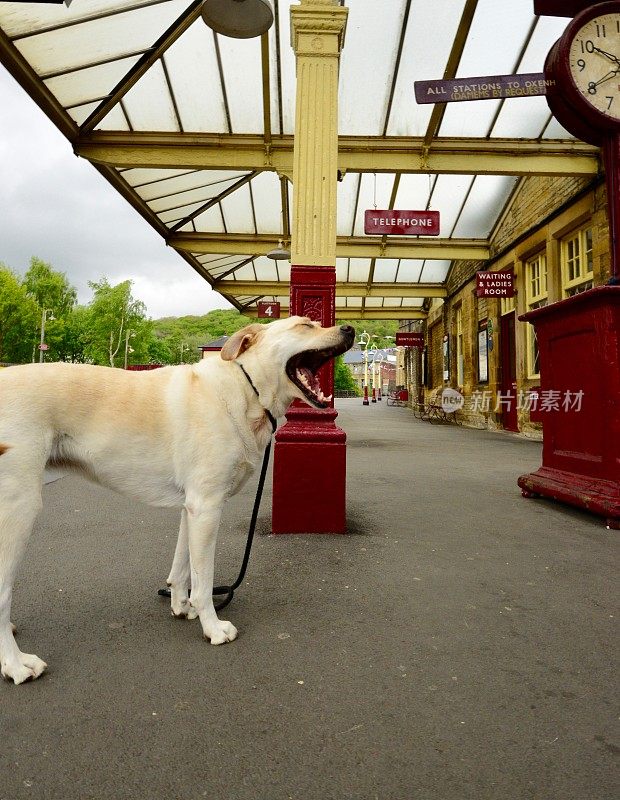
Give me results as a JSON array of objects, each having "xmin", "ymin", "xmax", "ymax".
[
  {"xmin": 561, "ymin": 225, "xmax": 594, "ymax": 298},
  {"xmin": 525, "ymin": 251, "xmax": 548, "ymax": 378}
]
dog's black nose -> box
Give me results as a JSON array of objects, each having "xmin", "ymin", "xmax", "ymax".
[{"xmin": 340, "ymin": 325, "xmax": 355, "ymax": 337}]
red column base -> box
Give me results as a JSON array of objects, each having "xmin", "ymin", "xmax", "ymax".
[
  {"xmin": 518, "ymin": 467, "xmax": 620, "ymax": 528},
  {"xmin": 272, "ymin": 403, "xmax": 347, "ymax": 534}
]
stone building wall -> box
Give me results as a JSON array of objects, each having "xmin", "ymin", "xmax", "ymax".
[{"xmin": 408, "ymin": 170, "xmax": 610, "ymax": 439}]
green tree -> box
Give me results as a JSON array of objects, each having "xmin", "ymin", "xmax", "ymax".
[
  {"xmin": 0, "ymin": 265, "xmax": 40, "ymax": 363},
  {"xmin": 84, "ymin": 279, "xmax": 152, "ymax": 367},
  {"xmin": 22, "ymin": 257, "xmax": 80, "ymax": 362},
  {"xmin": 334, "ymin": 354, "xmax": 360, "ymax": 395},
  {"xmin": 22, "ymin": 257, "xmax": 77, "ymax": 316}
]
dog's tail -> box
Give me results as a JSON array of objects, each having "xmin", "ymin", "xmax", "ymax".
[{"xmin": 0, "ymin": 444, "xmax": 10, "ymax": 456}]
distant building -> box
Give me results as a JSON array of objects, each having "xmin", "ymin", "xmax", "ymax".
[
  {"xmin": 343, "ymin": 348, "xmax": 396, "ymax": 391},
  {"xmin": 199, "ymin": 336, "xmax": 229, "ymax": 359}
]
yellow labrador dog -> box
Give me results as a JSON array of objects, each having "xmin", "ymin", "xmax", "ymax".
[{"xmin": 0, "ymin": 316, "xmax": 355, "ymax": 684}]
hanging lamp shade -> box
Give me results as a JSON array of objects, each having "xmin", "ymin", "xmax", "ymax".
[
  {"xmin": 266, "ymin": 240, "xmax": 291, "ymax": 261},
  {"xmin": 201, "ymin": 0, "xmax": 274, "ymax": 39}
]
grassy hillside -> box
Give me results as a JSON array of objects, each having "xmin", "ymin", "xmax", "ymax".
[{"xmin": 150, "ymin": 309, "xmax": 400, "ymax": 362}]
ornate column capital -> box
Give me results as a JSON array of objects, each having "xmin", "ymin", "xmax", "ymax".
[{"xmin": 290, "ymin": 0, "xmax": 348, "ymax": 57}]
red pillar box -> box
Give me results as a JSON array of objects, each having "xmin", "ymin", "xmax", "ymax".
[
  {"xmin": 272, "ymin": 265, "xmax": 347, "ymax": 534},
  {"xmin": 517, "ymin": 286, "xmax": 620, "ymax": 528}
]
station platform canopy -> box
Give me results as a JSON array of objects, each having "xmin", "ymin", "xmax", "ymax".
[{"xmin": 0, "ymin": 0, "xmax": 599, "ymax": 320}]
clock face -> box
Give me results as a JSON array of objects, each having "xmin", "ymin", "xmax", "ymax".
[{"xmin": 568, "ymin": 12, "xmax": 620, "ymax": 121}]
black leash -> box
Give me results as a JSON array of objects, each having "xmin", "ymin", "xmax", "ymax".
[{"xmin": 158, "ymin": 363, "xmax": 277, "ymax": 611}]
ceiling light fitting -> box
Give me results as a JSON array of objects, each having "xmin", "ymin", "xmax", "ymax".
[
  {"xmin": 266, "ymin": 240, "xmax": 290, "ymax": 261},
  {"xmin": 201, "ymin": 0, "xmax": 274, "ymax": 39}
]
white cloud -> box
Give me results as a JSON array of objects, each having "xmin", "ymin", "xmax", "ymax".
[{"xmin": 0, "ymin": 65, "xmax": 233, "ymax": 320}]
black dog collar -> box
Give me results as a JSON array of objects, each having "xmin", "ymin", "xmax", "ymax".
[{"xmin": 237, "ymin": 363, "xmax": 277, "ymax": 433}]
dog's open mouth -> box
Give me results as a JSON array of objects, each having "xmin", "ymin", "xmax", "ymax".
[{"xmin": 286, "ymin": 345, "xmax": 345, "ymax": 408}]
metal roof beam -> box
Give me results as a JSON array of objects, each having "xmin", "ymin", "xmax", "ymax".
[
  {"xmin": 241, "ymin": 307, "xmax": 428, "ymax": 320},
  {"xmin": 75, "ymin": 133, "xmax": 599, "ymax": 177},
  {"xmin": 180, "ymin": 236, "xmax": 487, "ymax": 261},
  {"xmin": 216, "ymin": 281, "xmax": 447, "ymax": 298},
  {"xmin": 169, "ymin": 232, "xmax": 489, "ymax": 260}
]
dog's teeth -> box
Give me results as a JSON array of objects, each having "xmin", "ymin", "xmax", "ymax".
[{"xmin": 325, "ymin": 394, "xmax": 332, "ymax": 402}]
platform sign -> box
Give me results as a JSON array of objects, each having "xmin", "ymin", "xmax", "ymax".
[
  {"xmin": 414, "ymin": 73, "xmax": 554, "ymax": 104},
  {"xmin": 257, "ymin": 301, "xmax": 280, "ymax": 319},
  {"xmin": 396, "ymin": 332, "xmax": 424, "ymax": 348},
  {"xmin": 365, "ymin": 210, "xmax": 440, "ymax": 236},
  {"xmin": 476, "ymin": 269, "xmax": 515, "ymax": 298}
]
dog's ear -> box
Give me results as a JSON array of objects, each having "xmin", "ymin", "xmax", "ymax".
[{"xmin": 220, "ymin": 324, "xmax": 264, "ymax": 361}]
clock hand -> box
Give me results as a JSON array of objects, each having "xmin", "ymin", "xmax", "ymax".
[
  {"xmin": 592, "ymin": 45, "xmax": 620, "ymax": 65},
  {"xmin": 593, "ymin": 68, "xmax": 620, "ymax": 88}
]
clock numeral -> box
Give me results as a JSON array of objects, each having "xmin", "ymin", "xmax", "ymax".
[
  {"xmin": 577, "ymin": 58, "xmax": 586, "ymax": 71},
  {"xmin": 595, "ymin": 23, "xmax": 606, "ymax": 38},
  {"xmin": 606, "ymin": 96, "xmax": 615, "ymax": 110},
  {"xmin": 580, "ymin": 39, "xmax": 596, "ymax": 54},
  {"xmin": 588, "ymin": 82, "xmax": 597, "ymax": 95}
]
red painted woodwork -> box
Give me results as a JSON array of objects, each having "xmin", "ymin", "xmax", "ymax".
[
  {"xmin": 271, "ymin": 265, "xmax": 348, "ymax": 534},
  {"xmin": 604, "ymin": 134, "xmax": 620, "ymax": 284},
  {"xmin": 534, "ymin": 0, "xmax": 603, "ymax": 18},
  {"xmin": 518, "ymin": 286, "xmax": 620, "ymax": 526},
  {"xmin": 500, "ymin": 312, "xmax": 519, "ymax": 432}
]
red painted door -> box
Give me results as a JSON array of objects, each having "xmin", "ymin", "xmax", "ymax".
[{"xmin": 500, "ymin": 312, "xmax": 519, "ymax": 432}]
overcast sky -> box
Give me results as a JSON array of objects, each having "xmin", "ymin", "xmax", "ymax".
[{"xmin": 0, "ymin": 65, "xmax": 232, "ymax": 320}]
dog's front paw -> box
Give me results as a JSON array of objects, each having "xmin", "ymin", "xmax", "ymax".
[
  {"xmin": 202, "ymin": 619, "xmax": 238, "ymax": 645},
  {"xmin": 1, "ymin": 652, "xmax": 47, "ymax": 685},
  {"xmin": 171, "ymin": 596, "xmax": 194, "ymax": 619}
]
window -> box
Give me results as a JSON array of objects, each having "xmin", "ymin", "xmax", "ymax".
[
  {"xmin": 501, "ymin": 295, "xmax": 515, "ymax": 316},
  {"xmin": 562, "ymin": 226, "xmax": 593, "ymax": 297},
  {"xmin": 455, "ymin": 305, "xmax": 464, "ymax": 387},
  {"xmin": 525, "ymin": 252, "xmax": 548, "ymax": 377}
]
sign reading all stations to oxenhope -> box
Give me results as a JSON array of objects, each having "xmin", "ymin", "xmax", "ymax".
[
  {"xmin": 364, "ymin": 210, "xmax": 440, "ymax": 236},
  {"xmin": 414, "ymin": 73, "xmax": 555, "ymax": 104},
  {"xmin": 395, "ymin": 332, "xmax": 425, "ymax": 348},
  {"xmin": 476, "ymin": 269, "xmax": 515, "ymax": 298},
  {"xmin": 257, "ymin": 301, "xmax": 281, "ymax": 319}
]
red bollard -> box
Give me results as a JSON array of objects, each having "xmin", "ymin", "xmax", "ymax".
[{"xmin": 363, "ymin": 385, "xmax": 369, "ymax": 405}]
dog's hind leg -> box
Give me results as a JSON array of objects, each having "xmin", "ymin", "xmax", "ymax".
[
  {"xmin": 166, "ymin": 509, "xmax": 197, "ymax": 619},
  {"xmin": 0, "ymin": 474, "xmax": 47, "ymax": 684},
  {"xmin": 185, "ymin": 494, "xmax": 237, "ymax": 645}
]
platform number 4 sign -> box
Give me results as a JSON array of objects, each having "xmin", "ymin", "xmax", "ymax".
[{"xmin": 257, "ymin": 302, "xmax": 281, "ymax": 319}]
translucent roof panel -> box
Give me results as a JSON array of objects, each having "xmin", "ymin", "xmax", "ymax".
[
  {"xmin": 0, "ymin": 0, "xmax": 598, "ymax": 318},
  {"xmin": 251, "ymin": 172, "xmax": 286, "ymax": 234},
  {"xmin": 13, "ymin": 3, "xmax": 189, "ymax": 76},
  {"xmin": 428, "ymin": 175, "xmax": 475, "ymax": 236},
  {"xmin": 387, "ymin": 0, "xmax": 467, "ymax": 137},
  {"xmin": 396, "ymin": 260, "xmax": 425, "ymax": 282},
  {"xmin": 338, "ymin": 0, "xmax": 405, "ymax": 136},
  {"xmin": 164, "ymin": 21, "xmax": 228, "ymax": 133},
  {"xmin": 452, "ymin": 176, "xmax": 519, "ymax": 239}
]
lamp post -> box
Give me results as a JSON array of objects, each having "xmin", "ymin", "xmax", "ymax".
[
  {"xmin": 124, "ymin": 330, "xmax": 135, "ymax": 369},
  {"xmin": 38, "ymin": 309, "xmax": 54, "ymax": 363},
  {"xmin": 373, "ymin": 349, "xmax": 386, "ymax": 401},
  {"xmin": 180, "ymin": 342, "xmax": 190, "ymax": 364},
  {"xmin": 358, "ymin": 331, "xmax": 375, "ymax": 406}
]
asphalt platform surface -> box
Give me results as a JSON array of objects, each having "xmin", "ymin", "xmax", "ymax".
[{"xmin": 1, "ymin": 399, "xmax": 618, "ymax": 800}]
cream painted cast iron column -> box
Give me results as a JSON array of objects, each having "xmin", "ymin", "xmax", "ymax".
[{"xmin": 272, "ymin": 0, "xmax": 349, "ymax": 534}]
